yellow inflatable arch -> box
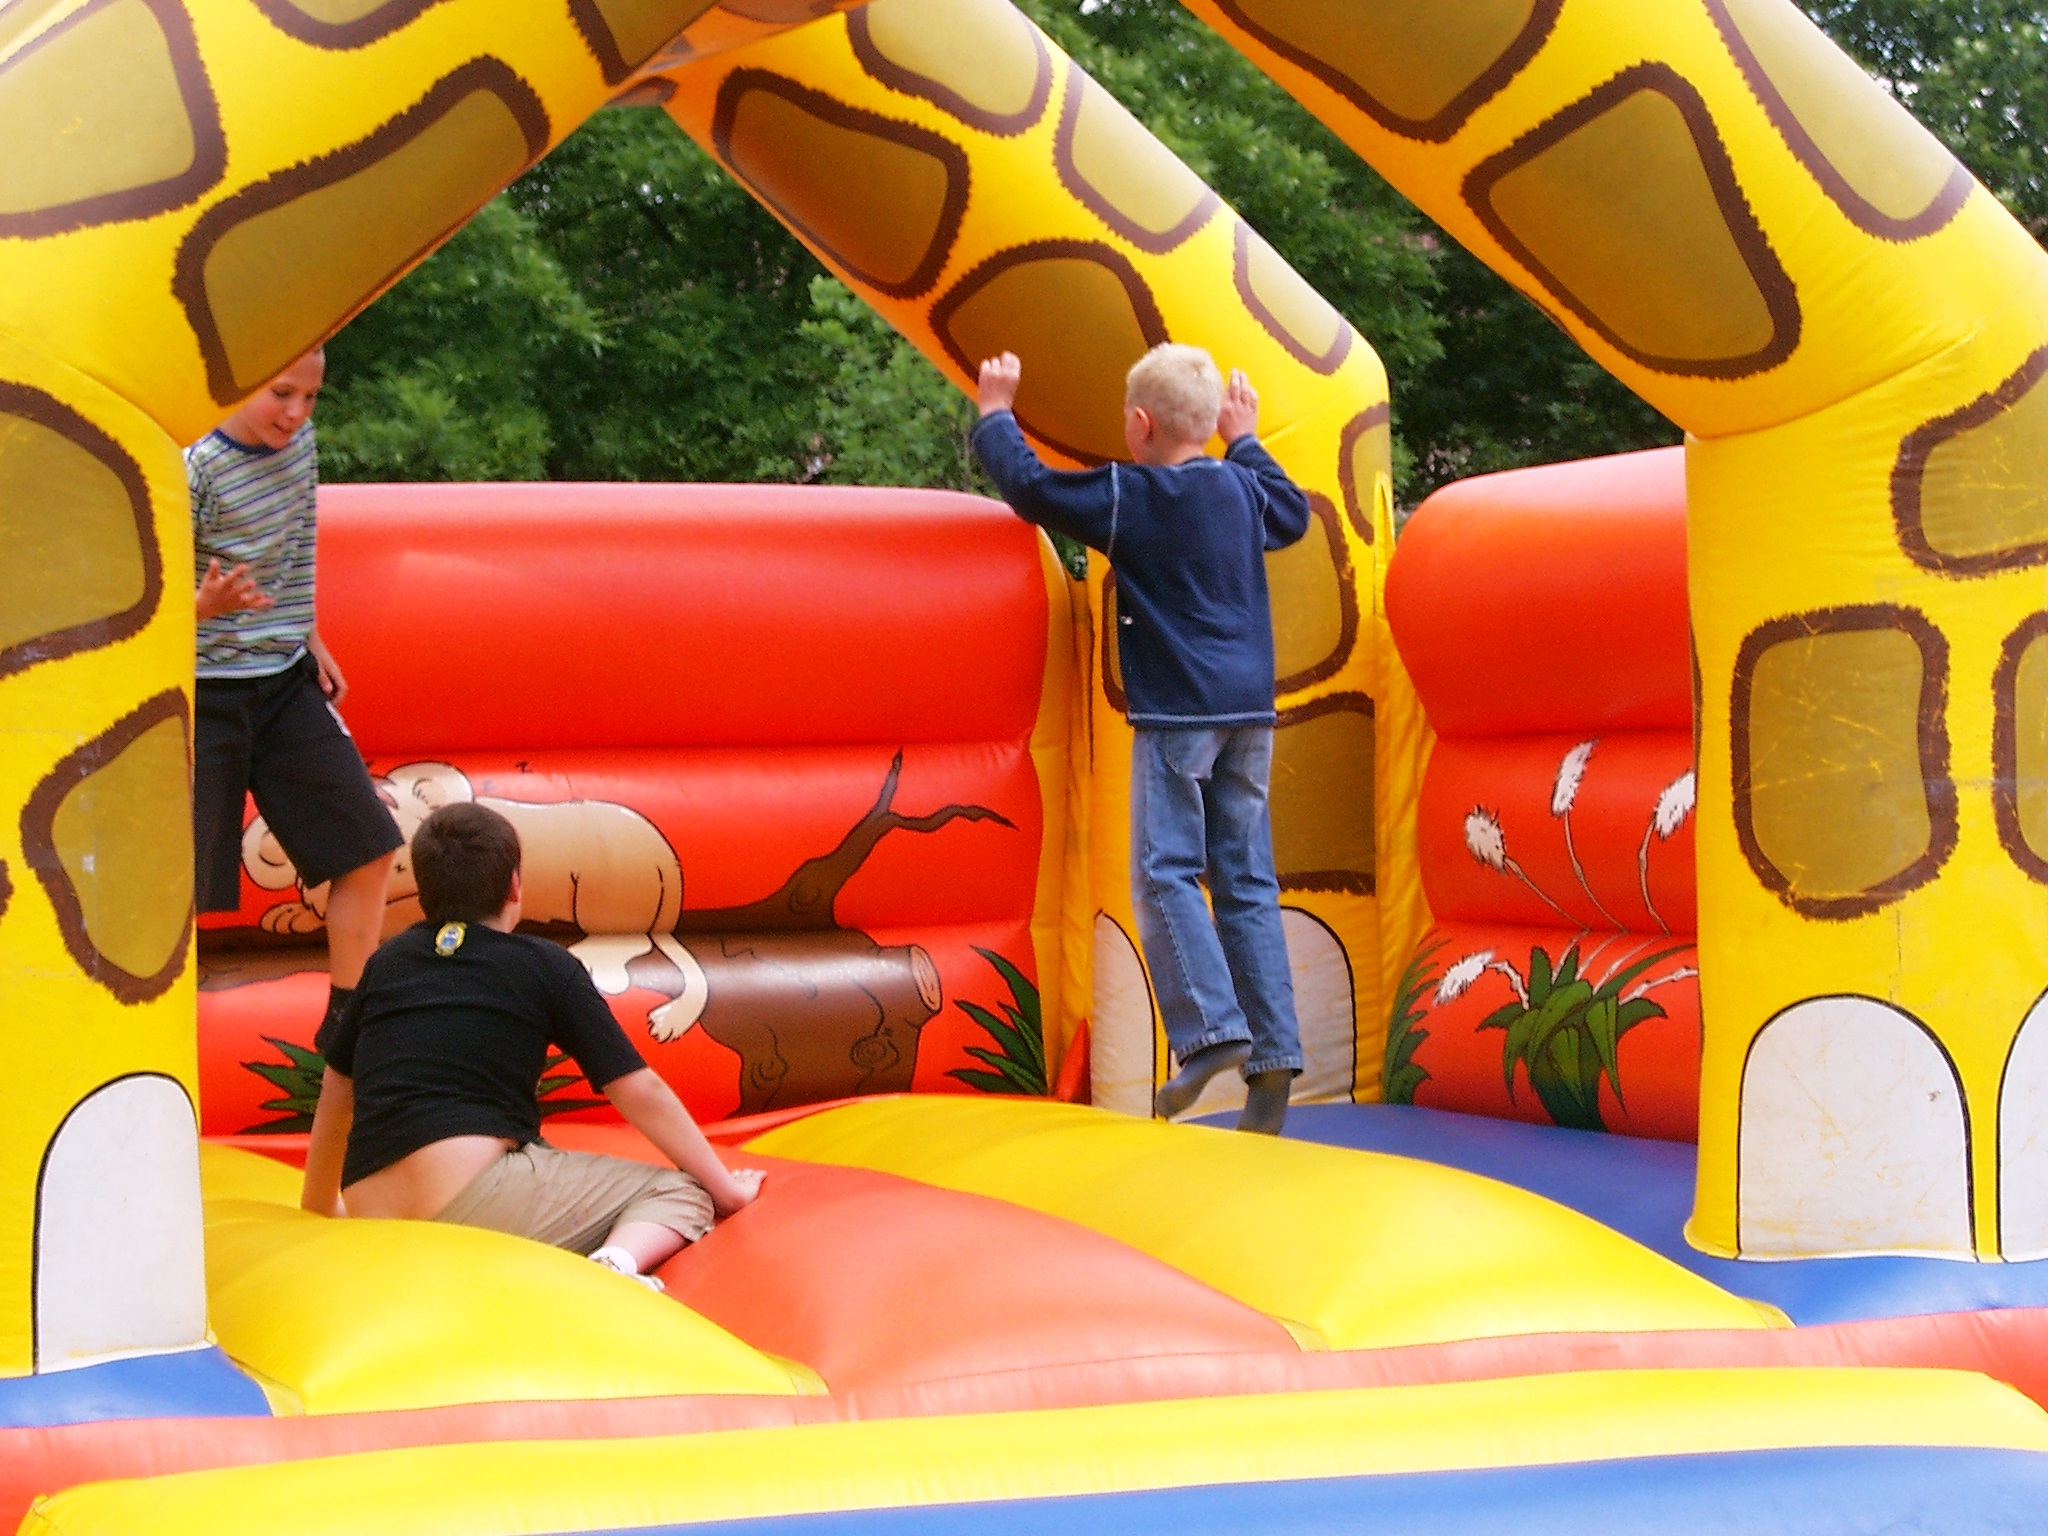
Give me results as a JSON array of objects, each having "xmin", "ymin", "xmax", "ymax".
[{"xmin": 0, "ymin": 0, "xmax": 2042, "ymax": 1381}]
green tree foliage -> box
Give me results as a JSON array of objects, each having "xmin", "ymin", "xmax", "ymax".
[
  {"xmin": 317, "ymin": 2, "xmax": 2046, "ymax": 507},
  {"xmin": 1811, "ymin": 0, "xmax": 2048, "ymax": 239},
  {"xmin": 324, "ymin": 108, "xmax": 832, "ymax": 484},
  {"xmin": 798, "ymin": 276, "xmax": 988, "ymax": 493}
]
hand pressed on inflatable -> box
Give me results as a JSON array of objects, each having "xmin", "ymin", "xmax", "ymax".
[
  {"xmin": 977, "ymin": 351, "xmax": 1022, "ymax": 417},
  {"xmin": 713, "ymin": 1166, "xmax": 766, "ymax": 1217},
  {"xmin": 1217, "ymin": 368, "xmax": 1259, "ymax": 445}
]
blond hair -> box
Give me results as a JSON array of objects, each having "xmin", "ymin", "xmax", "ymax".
[{"xmin": 1125, "ymin": 343, "xmax": 1222, "ymax": 445}]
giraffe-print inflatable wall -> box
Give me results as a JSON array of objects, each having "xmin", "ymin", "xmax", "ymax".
[
  {"xmin": 646, "ymin": 0, "xmax": 1401, "ymax": 1123},
  {"xmin": 1186, "ymin": 0, "xmax": 2048, "ymax": 1258},
  {"xmin": 0, "ymin": 0, "xmax": 2035, "ymax": 1382},
  {"xmin": 0, "ymin": 0, "xmax": 1395, "ymax": 1377}
]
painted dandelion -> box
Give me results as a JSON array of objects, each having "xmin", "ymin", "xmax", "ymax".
[
  {"xmin": 1552, "ymin": 739, "xmax": 1620, "ymax": 928},
  {"xmin": 1464, "ymin": 806, "xmax": 1574, "ymax": 923},
  {"xmin": 1637, "ymin": 769, "xmax": 1696, "ymax": 934},
  {"xmin": 1551, "ymin": 740, "xmax": 1594, "ymax": 817},
  {"xmin": 1488, "ymin": 956, "xmax": 1531, "ymax": 1006},
  {"xmin": 1435, "ymin": 950, "xmax": 1492, "ymax": 1005}
]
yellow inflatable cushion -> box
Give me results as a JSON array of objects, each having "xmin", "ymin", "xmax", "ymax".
[
  {"xmin": 199, "ymin": 1143, "xmax": 302, "ymax": 1206},
  {"xmin": 25, "ymin": 1366, "xmax": 2048, "ymax": 1535},
  {"xmin": 751, "ymin": 1098, "xmax": 1773, "ymax": 1348},
  {"xmin": 203, "ymin": 1173, "xmax": 804, "ymax": 1413}
]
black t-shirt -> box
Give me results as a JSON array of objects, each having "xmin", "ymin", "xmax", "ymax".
[{"xmin": 316, "ymin": 921, "xmax": 646, "ymax": 1189}]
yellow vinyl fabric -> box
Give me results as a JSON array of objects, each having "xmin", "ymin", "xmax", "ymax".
[
  {"xmin": 656, "ymin": 0, "xmax": 1397, "ymax": 1118},
  {"xmin": 1184, "ymin": 0, "xmax": 2048, "ymax": 1258},
  {"xmin": 202, "ymin": 1194, "xmax": 806, "ymax": 1415},
  {"xmin": 0, "ymin": 0, "xmax": 828, "ymax": 1377},
  {"xmin": 750, "ymin": 1096, "xmax": 1773, "ymax": 1348},
  {"xmin": 196, "ymin": 1142, "xmax": 301, "ymax": 1206},
  {"xmin": 24, "ymin": 1366, "xmax": 2048, "ymax": 1536},
  {"xmin": 0, "ymin": 328, "xmax": 199, "ymax": 1374}
]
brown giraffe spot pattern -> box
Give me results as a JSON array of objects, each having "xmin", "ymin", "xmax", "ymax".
[
  {"xmin": 0, "ymin": 0, "xmax": 70, "ymax": 56},
  {"xmin": 1212, "ymin": 0, "xmax": 1561, "ymax": 143},
  {"xmin": 0, "ymin": 0, "xmax": 224, "ymax": 240},
  {"xmin": 1892, "ymin": 342, "xmax": 2048, "ymax": 576},
  {"xmin": 1466, "ymin": 64, "xmax": 1800, "ymax": 379},
  {"xmin": 173, "ymin": 58, "xmax": 550, "ymax": 404},
  {"xmin": 569, "ymin": 0, "xmax": 717, "ymax": 85},
  {"xmin": 1705, "ymin": 0, "xmax": 1970, "ymax": 241},
  {"xmin": 1338, "ymin": 403, "xmax": 1390, "ymax": 546},
  {"xmin": 718, "ymin": 0, "xmax": 846, "ymax": 25},
  {"xmin": 933, "ymin": 240, "xmax": 1168, "ymax": 465},
  {"xmin": 1055, "ymin": 61, "xmax": 1217, "ymax": 254},
  {"xmin": 1269, "ymin": 492, "xmax": 1356, "ymax": 692},
  {"xmin": 21, "ymin": 690, "xmax": 192, "ymax": 1004},
  {"xmin": 0, "ymin": 383, "xmax": 160, "ymax": 683},
  {"xmin": 1271, "ymin": 692, "xmax": 1375, "ymax": 894},
  {"xmin": 848, "ymin": 0, "xmax": 1051, "ymax": 137},
  {"xmin": 1732, "ymin": 606, "xmax": 1955, "ymax": 918},
  {"xmin": 1994, "ymin": 614, "xmax": 2048, "ymax": 883},
  {"xmin": 250, "ymin": 0, "xmax": 450, "ymax": 49},
  {"xmin": 1234, "ymin": 221, "xmax": 1351, "ymax": 374},
  {"xmin": 713, "ymin": 69, "xmax": 968, "ymax": 299}
]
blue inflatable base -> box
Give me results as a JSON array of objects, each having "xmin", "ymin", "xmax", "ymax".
[
  {"xmin": 1235, "ymin": 1102, "xmax": 2048, "ymax": 1325},
  {"xmin": 589, "ymin": 1446, "xmax": 2048, "ymax": 1536},
  {"xmin": 0, "ymin": 1345, "xmax": 270, "ymax": 1428}
]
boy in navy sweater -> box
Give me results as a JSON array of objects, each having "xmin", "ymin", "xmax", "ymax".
[{"xmin": 971, "ymin": 344, "xmax": 1312, "ymax": 1133}]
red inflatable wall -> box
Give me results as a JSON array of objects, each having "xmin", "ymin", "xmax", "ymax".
[
  {"xmin": 1385, "ymin": 448, "xmax": 1700, "ymax": 1140},
  {"xmin": 198, "ymin": 484, "xmax": 1067, "ymax": 1140}
]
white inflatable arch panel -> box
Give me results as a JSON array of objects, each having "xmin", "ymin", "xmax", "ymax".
[
  {"xmin": 35, "ymin": 1074, "xmax": 206, "ymax": 1368},
  {"xmin": 1738, "ymin": 995, "xmax": 1970, "ymax": 1256},
  {"xmin": 1185, "ymin": 906, "xmax": 1358, "ymax": 1119},
  {"xmin": 1090, "ymin": 912, "xmax": 1160, "ymax": 1118},
  {"xmin": 1999, "ymin": 991, "xmax": 2048, "ymax": 1260}
]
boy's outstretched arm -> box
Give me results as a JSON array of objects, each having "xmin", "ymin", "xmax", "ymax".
[
  {"xmin": 301, "ymin": 1068, "xmax": 353, "ymax": 1216},
  {"xmin": 969, "ymin": 352, "xmax": 1118, "ymax": 552},
  {"xmin": 604, "ymin": 1068, "xmax": 763, "ymax": 1216},
  {"xmin": 1216, "ymin": 369, "xmax": 1312, "ymax": 551}
]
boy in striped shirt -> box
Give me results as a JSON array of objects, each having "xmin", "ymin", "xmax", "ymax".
[{"xmin": 190, "ymin": 348, "xmax": 402, "ymax": 1038}]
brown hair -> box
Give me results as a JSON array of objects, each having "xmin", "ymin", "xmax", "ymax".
[{"xmin": 412, "ymin": 802, "xmax": 521, "ymax": 924}]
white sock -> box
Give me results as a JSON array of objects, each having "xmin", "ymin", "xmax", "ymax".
[{"xmin": 589, "ymin": 1245, "xmax": 664, "ymax": 1291}]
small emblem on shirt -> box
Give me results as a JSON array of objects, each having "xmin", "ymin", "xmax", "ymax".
[{"xmin": 434, "ymin": 922, "xmax": 468, "ymax": 957}]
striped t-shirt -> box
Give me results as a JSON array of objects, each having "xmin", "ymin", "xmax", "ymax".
[{"xmin": 189, "ymin": 423, "xmax": 319, "ymax": 679}]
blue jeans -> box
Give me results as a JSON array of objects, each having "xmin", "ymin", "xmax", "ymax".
[{"xmin": 1129, "ymin": 726, "xmax": 1302, "ymax": 1077}]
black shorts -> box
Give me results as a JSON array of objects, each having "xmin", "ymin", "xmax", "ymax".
[{"xmin": 193, "ymin": 654, "xmax": 403, "ymax": 914}]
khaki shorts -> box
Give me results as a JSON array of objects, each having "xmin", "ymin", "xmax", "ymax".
[{"xmin": 435, "ymin": 1142, "xmax": 715, "ymax": 1256}]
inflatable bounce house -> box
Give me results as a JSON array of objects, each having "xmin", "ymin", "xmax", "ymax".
[{"xmin": 6, "ymin": 0, "xmax": 2048, "ymax": 1530}]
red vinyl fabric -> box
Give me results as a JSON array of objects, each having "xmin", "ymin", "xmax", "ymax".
[
  {"xmin": 197, "ymin": 485, "xmax": 1065, "ymax": 1134},
  {"xmin": 1386, "ymin": 450, "xmax": 1701, "ymax": 1139}
]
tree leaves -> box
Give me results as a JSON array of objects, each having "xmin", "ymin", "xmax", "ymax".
[{"xmin": 316, "ymin": 3, "xmax": 2033, "ymax": 512}]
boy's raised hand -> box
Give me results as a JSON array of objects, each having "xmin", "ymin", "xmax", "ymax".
[
  {"xmin": 977, "ymin": 351, "xmax": 1022, "ymax": 417},
  {"xmin": 1217, "ymin": 368, "xmax": 1259, "ymax": 443},
  {"xmin": 196, "ymin": 558, "xmax": 273, "ymax": 620}
]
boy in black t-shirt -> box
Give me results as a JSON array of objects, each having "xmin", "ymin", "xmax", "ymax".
[{"xmin": 304, "ymin": 803, "xmax": 762, "ymax": 1288}]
